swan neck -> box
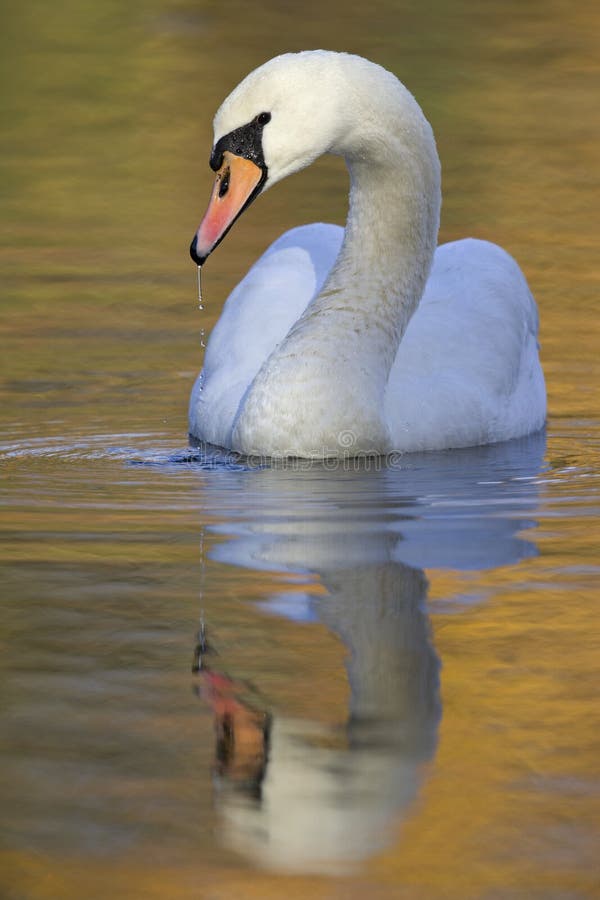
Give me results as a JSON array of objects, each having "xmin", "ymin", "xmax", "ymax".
[
  {"xmin": 310, "ymin": 132, "xmax": 441, "ymax": 379},
  {"xmin": 231, "ymin": 67, "xmax": 441, "ymax": 457}
]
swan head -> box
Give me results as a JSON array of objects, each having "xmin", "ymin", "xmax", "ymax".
[{"xmin": 190, "ymin": 50, "xmax": 418, "ymax": 265}]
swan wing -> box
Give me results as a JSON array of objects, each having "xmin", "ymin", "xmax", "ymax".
[
  {"xmin": 191, "ymin": 234, "xmax": 545, "ymax": 453},
  {"xmin": 385, "ymin": 239, "xmax": 546, "ymax": 451},
  {"xmin": 189, "ymin": 224, "xmax": 343, "ymax": 447}
]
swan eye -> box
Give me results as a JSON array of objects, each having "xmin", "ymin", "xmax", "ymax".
[{"xmin": 256, "ymin": 112, "xmax": 271, "ymax": 126}]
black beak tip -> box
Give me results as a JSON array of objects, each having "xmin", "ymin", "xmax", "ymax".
[{"xmin": 190, "ymin": 235, "xmax": 207, "ymax": 266}]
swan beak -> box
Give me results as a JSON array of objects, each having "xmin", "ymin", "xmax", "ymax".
[{"xmin": 190, "ymin": 151, "xmax": 264, "ymax": 265}]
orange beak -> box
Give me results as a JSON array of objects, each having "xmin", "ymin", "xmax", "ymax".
[{"xmin": 190, "ymin": 151, "xmax": 264, "ymax": 265}]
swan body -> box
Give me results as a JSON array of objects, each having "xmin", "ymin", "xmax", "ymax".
[{"xmin": 189, "ymin": 51, "xmax": 545, "ymax": 458}]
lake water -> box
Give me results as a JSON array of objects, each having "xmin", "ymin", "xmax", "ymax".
[{"xmin": 1, "ymin": 1, "xmax": 599, "ymax": 898}]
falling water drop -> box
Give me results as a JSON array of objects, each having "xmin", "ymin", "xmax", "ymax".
[
  {"xmin": 195, "ymin": 266, "xmax": 206, "ymax": 347},
  {"xmin": 197, "ymin": 265, "xmax": 204, "ymax": 310}
]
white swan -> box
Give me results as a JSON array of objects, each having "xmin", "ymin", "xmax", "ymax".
[{"xmin": 189, "ymin": 51, "xmax": 546, "ymax": 458}]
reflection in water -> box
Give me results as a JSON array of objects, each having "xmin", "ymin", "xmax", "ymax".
[
  {"xmin": 197, "ymin": 433, "xmax": 546, "ymax": 873},
  {"xmin": 199, "ymin": 560, "xmax": 438, "ymax": 875}
]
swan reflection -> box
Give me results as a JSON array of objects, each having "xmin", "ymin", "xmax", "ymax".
[{"xmin": 195, "ymin": 433, "xmax": 545, "ymax": 873}]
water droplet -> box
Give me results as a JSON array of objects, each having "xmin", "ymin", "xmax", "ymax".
[
  {"xmin": 200, "ymin": 328, "xmax": 206, "ymax": 348},
  {"xmin": 197, "ymin": 265, "xmax": 204, "ymax": 310}
]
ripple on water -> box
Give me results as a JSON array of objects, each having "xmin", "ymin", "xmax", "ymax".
[{"xmin": 0, "ymin": 432, "xmax": 251, "ymax": 470}]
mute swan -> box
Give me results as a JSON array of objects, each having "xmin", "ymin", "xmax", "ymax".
[{"xmin": 189, "ymin": 51, "xmax": 546, "ymax": 458}]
